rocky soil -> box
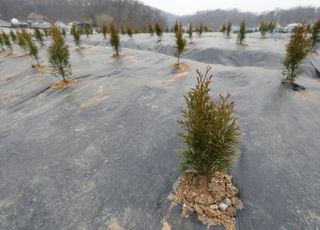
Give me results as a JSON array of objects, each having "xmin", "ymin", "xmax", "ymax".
[{"xmin": 169, "ymin": 172, "xmax": 243, "ymax": 230}]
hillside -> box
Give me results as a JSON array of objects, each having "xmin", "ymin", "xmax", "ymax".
[
  {"xmin": 0, "ymin": 0, "xmax": 167, "ymax": 29},
  {"xmin": 180, "ymin": 7, "xmax": 320, "ymax": 30},
  {"xmin": 1, "ymin": 0, "xmax": 320, "ymax": 30}
]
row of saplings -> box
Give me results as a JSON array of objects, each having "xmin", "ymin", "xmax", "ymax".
[
  {"xmin": 0, "ymin": 26, "xmax": 71, "ymax": 84},
  {"xmin": 0, "ymin": 23, "xmax": 242, "ymax": 229}
]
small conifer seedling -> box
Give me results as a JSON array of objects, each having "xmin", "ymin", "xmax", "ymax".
[
  {"xmin": 0, "ymin": 33, "xmax": 4, "ymax": 51},
  {"xmin": 10, "ymin": 31, "xmax": 16, "ymax": 43},
  {"xmin": 48, "ymin": 25, "xmax": 71, "ymax": 83},
  {"xmin": 175, "ymin": 25, "xmax": 187, "ymax": 65},
  {"xmin": 174, "ymin": 20, "xmax": 179, "ymax": 34},
  {"xmin": 73, "ymin": 30, "xmax": 81, "ymax": 47},
  {"xmin": 1, "ymin": 32, "xmax": 12, "ymax": 51},
  {"xmin": 188, "ymin": 23, "xmax": 193, "ymax": 42},
  {"xmin": 226, "ymin": 21, "xmax": 232, "ymax": 37},
  {"xmin": 220, "ymin": 24, "xmax": 226, "ymax": 33},
  {"xmin": 198, "ymin": 24, "xmax": 204, "ymax": 37},
  {"xmin": 178, "ymin": 67, "xmax": 239, "ymax": 177},
  {"xmin": 259, "ymin": 21, "xmax": 268, "ymax": 38},
  {"xmin": 311, "ymin": 19, "xmax": 320, "ymax": 48},
  {"xmin": 71, "ymin": 24, "xmax": 77, "ymax": 35},
  {"xmin": 149, "ymin": 24, "xmax": 154, "ymax": 36},
  {"xmin": 237, "ymin": 20, "xmax": 246, "ymax": 45},
  {"xmin": 109, "ymin": 23, "xmax": 120, "ymax": 56},
  {"xmin": 17, "ymin": 30, "xmax": 28, "ymax": 53},
  {"xmin": 282, "ymin": 26, "xmax": 310, "ymax": 88},
  {"xmin": 155, "ymin": 22, "xmax": 163, "ymax": 42},
  {"xmin": 25, "ymin": 34, "xmax": 40, "ymax": 66},
  {"xmin": 102, "ymin": 25, "xmax": 108, "ymax": 39},
  {"xmin": 127, "ymin": 26, "xmax": 133, "ymax": 37},
  {"xmin": 34, "ymin": 28, "xmax": 44, "ymax": 45}
]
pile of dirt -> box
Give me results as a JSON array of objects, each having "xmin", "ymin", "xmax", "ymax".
[
  {"xmin": 50, "ymin": 79, "xmax": 78, "ymax": 89},
  {"xmin": 169, "ymin": 172, "xmax": 243, "ymax": 230}
]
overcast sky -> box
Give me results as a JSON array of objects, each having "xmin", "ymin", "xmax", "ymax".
[{"xmin": 141, "ymin": 0, "xmax": 320, "ymax": 15}]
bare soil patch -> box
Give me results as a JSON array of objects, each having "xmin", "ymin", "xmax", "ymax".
[
  {"xmin": 170, "ymin": 63, "xmax": 190, "ymax": 73},
  {"xmin": 50, "ymin": 79, "xmax": 78, "ymax": 89},
  {"xmin": 0, "ymin": 51, "xmax": 12, "ymax": 57}
]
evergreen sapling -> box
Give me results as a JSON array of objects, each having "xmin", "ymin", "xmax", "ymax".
[
  {"xmin": 175, "ymin": 24, "xmax": 187, "ymax": 65},
  {"xmin": 282, "ymin": 26, "xmax": 310, "ymax": 87},
  {"xmin": 48, "ymin": 25, "xmax": 71, "ymax": 83},
  {"xmin": 155, "ymin": 22, "xmax": 163, "ymax": 42},
  {"xmin": 178, "ymin": 67, "xmax": 239, "ymax": 177},
  {"xmin": 109, "ymin": 23, "xmax": 120, "ymax": 56}
]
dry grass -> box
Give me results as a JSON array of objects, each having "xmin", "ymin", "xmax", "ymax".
[{"xmin": 50, "ymin": 79, "xmax": 78, "ymax": 89}]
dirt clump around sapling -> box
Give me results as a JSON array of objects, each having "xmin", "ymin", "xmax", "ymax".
[
  {"xmin": 169, "ymin": 171, "xmax": 243, "ymax": 230},
  {"xmin": 50, "ymin": 79, "xmax": 78, "ymax": 89}
]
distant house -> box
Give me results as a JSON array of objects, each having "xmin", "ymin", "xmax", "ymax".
[
  {"xmin": 55, "ymin": 21, "xmax": 67, "ymax": 29},
  {"xmin": 10, "ymin": 18, "xmax": 28, "ymax": 28},
  {"xmin": 284, "ymin": 23, "xmax": 301, "ymax": 33},
  {"xmin": 30, "ymin": 20, "xmax": 51, "ymax": 29},
  {"xmin": 76, "ymin": 22, "xmax": 91, "ymax": 30}
]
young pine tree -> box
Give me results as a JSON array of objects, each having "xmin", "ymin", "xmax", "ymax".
[
  {"xmin": 127, "ymin": 26, "xmax": 133, "ymax": 37},
  {"xmin": 268, "ymin": 21, "xmax": 276, "ymax": 33},
  {"xmin": 220, "ymin": 24, "xmax": 226, "ymax": 33},
  {"xmin": 25, "ymin": 34, "xmax": 40, "ymax": 66},
  {"xmin": 148, "ymin": 24, "xmax": 154, "ymax": 36},
  {"xmin": 155, "ymin": 22, "xmax": 163, "ymax": 42},
  {"xmin": 84, "ymin": 25, "xmax": 93, "ymax": 38},
  {"xmin": 10, "ymin": 31, "xmax": 16, "ymax": 43},
  {"xmin": 1, "ymin": 32, "xmax": 12, "ymax": 51},
  {"xmin": 175, "ymin": 25, "xmax": 187, "ymax": 65},
  {"xmin": 188, "ymin": 23, "xmax": 193, "ymax": 42},
  {"xmin": 238, "ymin": 20, "xmax": 246, "ymax": 45},
  {"xmin": 178, "ymin": 67, "xmax": 239, "ymax": 177},
  {"xmin": 102, "ymin": 25, "xmax": 108, "ymax": 39},
  {"xmin": 109, "ymin": 23, "xmax": 120, "ymax": 56},
  {"xmin": 174, "ymin": 20, "xmax": 179, "ymax": 34},
  {"xmin": 226, "ymin": 21, "xmax": 232, "ymax": 37},
  {"xmin": 34, "ymin": 28, "xmax": 44, "ymax": 45},
  {"xmin": 62, "ymin": 28, "xmax": 66, "ymax": 37},
  {"xmin": 311, "ymin": 19, "xmax": 320, "ymax": 48},
  {"xmin": 259, "ymin": 21, "xmax": 268, "ymax": 38},
  {"xmin": 48, "ymin": 25, "xmax": 71, "ymax": 83},
  {"xmin": 73, "ymin": 30, "xmax": 81, "ymax": 47},
  {"xmin": 16, "ymin": 30, "xmax": 28, "ymax": 53},
  {"xmin": 71, "ymin": 24, "xmax": 77, "ymax": 35},
  {"xmin": 198, "ymin": 24, "xmax": 204, "ymax": 37},
  {"xmin": 0, "ymin": 33, "xmax": 4, "ymax": 51},
  {"xmin": 282, "ymin": 26, "xmax": 310, "ymax": 87}
]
